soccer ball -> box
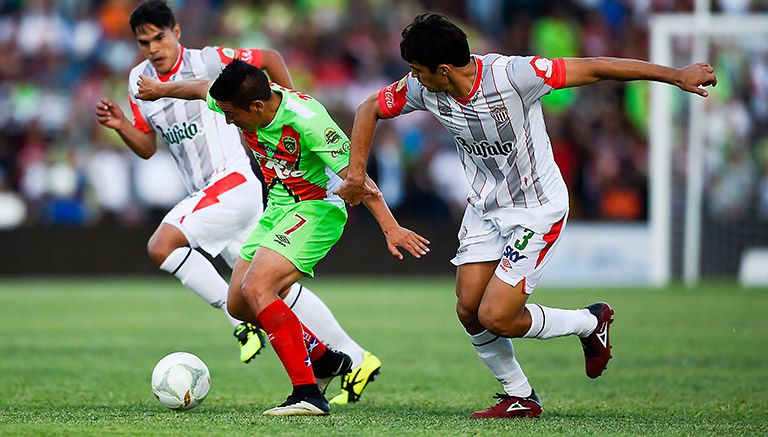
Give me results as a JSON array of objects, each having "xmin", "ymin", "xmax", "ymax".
[{"xmin": 151, "ymin": 352, "xmax": 211, "ymax": 410}]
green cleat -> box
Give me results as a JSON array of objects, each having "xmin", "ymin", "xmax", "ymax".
[
  {"xmin": 233, "ymin": 322, "xmax": 268, "ymax": 363},
  {"xmin": 329, "ymin": 351, "xmax": 381, "ymax": 405}
]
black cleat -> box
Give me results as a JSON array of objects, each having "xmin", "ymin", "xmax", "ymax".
[{"xmin": 312, "ymin": 349, "xmax": 353, "ymax": 394}]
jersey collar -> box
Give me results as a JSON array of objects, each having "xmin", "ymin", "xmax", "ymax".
[
  {"xmin": 157, "ymin": 44, "xmax": 185, "ymax": 82},
  {"xmin": 452, "ymin": 56, "xmax": 483, "ymax": 105}
]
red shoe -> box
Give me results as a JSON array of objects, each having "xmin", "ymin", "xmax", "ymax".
[
  {"xmin": 470, "ymin": 390, "xmax": 542, "ymax": 418},
  {"xmin": 580, "ymin": 302, "xmax": 614, "ymax": 379}
]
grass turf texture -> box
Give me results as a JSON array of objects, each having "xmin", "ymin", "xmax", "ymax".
[{"xmin": 0, "ymin": 277, "xmax": 766, "ymax": 436}]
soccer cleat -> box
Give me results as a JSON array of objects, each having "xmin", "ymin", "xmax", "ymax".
[
  {"xmin": 233, "ymin": 322, "xmax": 268, "ymax": 364},
  {"xmin": 312, "ymin": 349, "xmax": 353, "ymax": 394},
  {"xmin": 471, "ymin": 390, "xmax": 543, "ymax": 418},
  {"xmin": 329, "ymin": 351, "xmax": 382, "ymax": 405},
  {"xmin": 580, "ymin": 302, "xmax": 614, "ymax": 378},
  {"xmin": 263, "ymin": 387, "xmax": 330, "ymax": 416}
]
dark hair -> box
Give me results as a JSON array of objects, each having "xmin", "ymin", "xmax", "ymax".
[
  {"xmin": 400, "ymin": 13, "xmax": 470, "ymax": 72},
  {"xmin": 209, "ymin": 60, "xmax": 272, "ymax": 110},
  {"xmin": 130, "ymin": 0, "xmax": 176, "ymax": 34}
]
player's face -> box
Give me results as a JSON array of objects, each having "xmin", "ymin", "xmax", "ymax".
[
  {"xmin": 217, "ymin": 101, "xmax": 262, "ymax": 130},
  {"xmin": 409, "ymin": 62, "xmax": 449, "ymax": 92},
  {"xmin": 135, "ymin": 24, "xmax": 181, "ymax": 75}
]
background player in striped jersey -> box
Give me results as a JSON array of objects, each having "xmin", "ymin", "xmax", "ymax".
[
  {"xmin": 336, "ymin": 13, "xmax": 717, "ymax": 418},
  {"xmin": 94, "ymin": 0, "xmax": 382, "ymax": 406},
  {"xmin": 135, "ymin": 59, "xmax": 429, "ymax": 415}
]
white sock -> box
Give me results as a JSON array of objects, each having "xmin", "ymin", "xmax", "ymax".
[
  {"xmin": 284, "ymin": 283, "xmax": 366, "ymax": 367},
  {"xmin": 160, "ymin": 247, "xmax": 241, "ymax": 327},
  {"xmin": 470, "ymin": 330, "xmax": 531, "ymax": 397},
  {"xmin": 523, "ymin": 304, "xmax": 597, "ymax": 339}
]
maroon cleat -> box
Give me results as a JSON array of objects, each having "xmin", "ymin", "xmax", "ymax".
[
  {"xmin": 470, "ymin": 390, "xmax": 542, "ymax": 419},
  {"xmin": 580, "ymin": 302, "xmax": 614, "ymax": 379}
]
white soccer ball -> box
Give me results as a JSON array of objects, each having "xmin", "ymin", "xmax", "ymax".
[{"xmin": 151, "ymin": 352, "xmax": 211, "ymax": 410}]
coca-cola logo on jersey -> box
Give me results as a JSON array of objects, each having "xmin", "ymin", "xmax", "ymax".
[
  {"xmin": 455, "ymin": 137, "xmax": 514, "ymax": 158},
  {"xmin": 158, "ymin": 122, "xmax": 199, "ymax": 145}
]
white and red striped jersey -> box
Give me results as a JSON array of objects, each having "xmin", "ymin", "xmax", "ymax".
[
  {"xmin": 378, "ymin": 54, "xmax": 570, "ymax": 229},
  {"xmin": 128, "ymin": 45, "xmax": 263, "ymax": 193}
]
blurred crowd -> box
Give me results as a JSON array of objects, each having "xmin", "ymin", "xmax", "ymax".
[{"xmin": 0, "ymin": 0, "xmax": 767, "ymax": 229}]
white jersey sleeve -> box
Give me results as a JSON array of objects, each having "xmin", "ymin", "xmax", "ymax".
[{"xmin": 505, "ymin": 56, "xmax": 566, "ymax": 107}]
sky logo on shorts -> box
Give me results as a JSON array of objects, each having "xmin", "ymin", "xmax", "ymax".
[{"xmin": 503, "ymin": 245, "xmax": 527, "ymax": 263}]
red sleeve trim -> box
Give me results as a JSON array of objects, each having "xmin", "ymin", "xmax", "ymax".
[
  {"xmin": 377, "ymin": 76, "xmax": 409, "ymax": 119},
  {"xmin": 129, "ymin": 98, "xmax": 151, "ymax": 133},
  {"xmin": 551, "ymin": 57, "xmax": 566, "ymax": 89},
  {"xmin": 530, "ymin": 56, "xmax": 566, "ymax": 89},
  {"xmin": 217, "ymin": 47, "xmax": 263, "ymax": 68}
]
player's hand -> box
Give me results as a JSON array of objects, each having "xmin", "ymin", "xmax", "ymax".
[
  {"xmin": 95, "ymin": 97, "xmax": 127, "ymax": 130},
  {"xmin": 135, "ymin": 74, "xmax": 165, "ymax": 101},
  {"xmin": 383, "ymin": 225, "xmax": 430, "ymax": 260},
  {"xmin": 676, "ymin": 62, "xmax": 717, "ymax": 97},
  {"xmin": 334, "ymin": 177, "xmax": 381, "ymax": 206}
]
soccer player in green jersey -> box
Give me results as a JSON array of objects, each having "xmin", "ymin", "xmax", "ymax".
[{"xmin": 136, "ymin": 59, "xmax": 430, "ymax": 416}]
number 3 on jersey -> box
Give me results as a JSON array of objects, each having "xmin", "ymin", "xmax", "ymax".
[
  {"xmin": 284, "ymin": 214, "xmax": 307, "ymax": 235},
  {"xmin": 514, "ymin": 229, "xmax": 534, "ymax": 251}
]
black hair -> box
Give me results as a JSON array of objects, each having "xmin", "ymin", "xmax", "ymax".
[
  {"xmin": 400, "ymin": 13, "xmax": 470, "ymax": 72},
  {"xmin": 209, "ymin": 60, "xmax": 272, "ymax": 110},
  {"xmin": 130, "ymin": 0, "xmax": 176, "ymax": 34}
]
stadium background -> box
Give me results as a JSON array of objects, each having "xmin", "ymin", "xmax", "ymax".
[{"xmin": 0, "ymin": 0, "xmax": 766, "ymax": 277}]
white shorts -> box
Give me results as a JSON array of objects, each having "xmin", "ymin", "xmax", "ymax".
[
  {"xmin": 162, "ymin": 168, "xmax": 263, "ymax": 261},
  {"xmin": 451, "ymin": 205, "xmax": 568, "ymax": 294}
]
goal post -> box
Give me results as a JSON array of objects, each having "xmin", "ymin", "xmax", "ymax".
[{"xmin": 649, "ymin": 13, "xmax": 768, "ymax": 286}]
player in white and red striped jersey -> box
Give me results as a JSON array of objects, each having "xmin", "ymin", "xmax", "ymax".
[
  {"xmin": 95, "ymin": 1, "xmax": 382, "ymax": 405},
  {"xmin": 336, "ymin": 13, "xmax": 717, "ymax": 418}
]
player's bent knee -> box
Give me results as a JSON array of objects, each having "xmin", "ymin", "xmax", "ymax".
[
  {"xmin": 478, "ymin": 309, "xmax": 528, "ymax": 338},
  {"xmin": 456, "ymin": 302, "xmax": 479, "ymax": 327},
  {"xmin": 147, "ymin": 238, "xmax": 181, "ymax": 267},
  {"xmin": 239, "ymin": 281, "xmax": 276, "ymax": 313}
]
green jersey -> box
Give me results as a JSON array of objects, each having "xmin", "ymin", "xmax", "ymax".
[{"xmin": 207, "ymin": 84, "xmax": 350, "ymax": 209}]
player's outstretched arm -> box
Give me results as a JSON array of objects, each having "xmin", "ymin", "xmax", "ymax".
[
  {"xmin": 563, "ymin": 58, "xmax": 717, "ymax": 97},
  {"xmin": 260, "ymin": 49, "xmax": 294, "ymax": 89},
  {"xmin": 338, "ymin": 167, "xmax": 430, "ymax": 260},
  {"xmin": 334, "ymin": 93, "xmax": 384, "ymax": 206},
  {"xmin": 135, "ymin": 75, "xmax": 211, "ymax": 102},
  {"xmin": 95, "ymin": 97, "xmax": 157, "ymax": 159}
]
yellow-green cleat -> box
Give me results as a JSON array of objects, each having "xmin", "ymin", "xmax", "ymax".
[
  {"xmin": 329, "ymin": 351, "xmax": 381, "ymax": 405},
  {"xmin": 233, "ymin": 322, "xmax": 268, "ymax": 363}
]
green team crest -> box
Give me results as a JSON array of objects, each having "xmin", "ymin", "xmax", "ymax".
[{"xmin": 283, "ymin": 137, "xmax": 297, "ymax": 154}]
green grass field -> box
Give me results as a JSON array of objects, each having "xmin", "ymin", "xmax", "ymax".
[{"xmin": 1, "ymin": 277, "xmax": 767, "ymax": 436}]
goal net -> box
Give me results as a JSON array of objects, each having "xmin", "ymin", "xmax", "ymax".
[{"xmin": 649, "ymin": 13, "xmax": 768, "ymax": 285}]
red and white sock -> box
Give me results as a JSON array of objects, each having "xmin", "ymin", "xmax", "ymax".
[
  {"xmin": 300, "ymin": 322, "xmax": 328, "ymax": 361},
  {"xmin": 286, "ymin": 283, "xmax": 365, "ymax": 367},
  {"xmin": 257, "ymin": 299, "xmax": 315, "ymax": 386}
]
